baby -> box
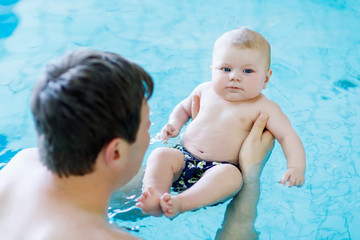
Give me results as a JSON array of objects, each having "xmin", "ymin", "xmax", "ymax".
[{"xmin": 136, "ymin": 27, "xmax": 306, "ymax": 218}]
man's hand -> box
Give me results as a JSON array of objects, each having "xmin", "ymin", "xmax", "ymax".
[
  {"xmin": 191, "ymin": 95, "xmax": 200, "ymax": 120},
  {"xmin": 216, "ymin": 115, "xmax": 275, "ymax": 240},
  {"xmin": 239, "ymin": 114, "xmax": 275, "ymax": 180}
]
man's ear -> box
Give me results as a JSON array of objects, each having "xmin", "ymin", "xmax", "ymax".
[
  {"xmin": 103, "ymin": 138, "xmax": 129, "ymax": 169},
  {"xmin": 263, "ymin": 68, "xmax": 272, "ymax": 89}
]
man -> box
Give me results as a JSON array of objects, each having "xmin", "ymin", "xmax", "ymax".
[
  {"xmin": 0, "ymin": 49, "xmax": 274, "ymax": 239},
  {"xmin": 0, "ymin": 49, "xmax": 153, "ymax": 239}
]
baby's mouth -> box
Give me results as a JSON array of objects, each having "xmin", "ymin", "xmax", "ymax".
[{"xmin": 228, "ymin": 86, "xmax": 242, "ymax": 90}]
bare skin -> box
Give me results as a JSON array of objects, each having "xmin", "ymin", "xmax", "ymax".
[
  {"xmin": 137, "ymin": 84, "xmax": 303, "ymax": 218},
  {"xmin": 137, "ymin": 32, "xmax": 305, "ymax": 218},
  {"xmin": 216, "ymin": 114, "xmax": 275, "ymax": 240},
  {"xmin": 117, "ymin": 113, "xmax": 275, "ymax": 239},
  {"xmin": 0, "ymin": 149, "xmax": 138, "ymax": 240},
  {"xmin": 0, "ymin": 102, "xmax": 151, "ymax": 240}
]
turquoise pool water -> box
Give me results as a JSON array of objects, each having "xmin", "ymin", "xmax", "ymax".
[{"xmin": 1, "ymin": 0, "xmax": 359, "ymax": 239}]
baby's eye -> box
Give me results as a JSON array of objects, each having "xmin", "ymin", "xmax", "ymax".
[
  {"xmin": 222, "ymin": 67, "xmax": 231, "ymax": 72},
  {"xmin": 243, "ymin": 69, "xmax": 254, "ymax": 74}
]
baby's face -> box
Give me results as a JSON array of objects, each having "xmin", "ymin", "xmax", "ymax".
[{"xmin": 211, "ymin": 43, "xmax": 271, "ymax": 102}]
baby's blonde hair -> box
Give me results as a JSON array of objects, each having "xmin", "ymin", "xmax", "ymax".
[{"xmin": 214, "ymin": 27, "xmax": 271, "ymax": 68}]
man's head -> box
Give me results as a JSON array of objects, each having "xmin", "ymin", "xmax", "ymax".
[{"xmin": 31, "ymin": 49, "xmax": 153, "ymax": 177}]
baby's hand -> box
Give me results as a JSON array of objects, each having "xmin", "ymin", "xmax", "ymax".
[
  {"xmin": 280, "ymin": 167, "xmax": 305, "ymax": 187},
  {"xmin": 157, "ymin": 123, "xmax": 180, "ymax": 144}
]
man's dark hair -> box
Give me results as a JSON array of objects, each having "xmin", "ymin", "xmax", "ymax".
[{"xmin": 31, "ymin": 49, "xmax": 153, "ymax": 177}]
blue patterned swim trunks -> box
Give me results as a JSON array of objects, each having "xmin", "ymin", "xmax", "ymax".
[{"xmin": 171, "ymin": 144, "xmax": 236, "ymax": 192}]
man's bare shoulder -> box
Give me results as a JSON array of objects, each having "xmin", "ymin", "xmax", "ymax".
[
  {"xmin": 6, "ymin": 148, "xmax": 39, "ymax": 165},
  {"xmin": 0, "ymin": 148, "xmax": 40, "ymax": 179},
  {"xmin": 10, "ymin": 225, "xmax": 139, "ymax": 240},
  {"xmin": 0, "ymin": 207, "xmax": 140, "ymax": 240},
  {"xmin": 46, "ymin": 224, "xmax": 140, "ymax": 240}
]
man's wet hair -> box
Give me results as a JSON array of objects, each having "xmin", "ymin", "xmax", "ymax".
[{"xmin": 31, "ymin": 49, "xmax": 154, "ymax": 177}]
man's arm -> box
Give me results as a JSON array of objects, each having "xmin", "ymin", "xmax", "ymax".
[{"xmin": 215, "ymin": 114, "xmax": 275, "ymax": 240}]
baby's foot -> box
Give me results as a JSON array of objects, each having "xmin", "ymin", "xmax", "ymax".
[
  {"xmin": 135, "ymin": 187, "xmax": 163, "ymax": 217},
  {"xmin": 160, "ymin": 193, "xmax": 182, "ymax": 219}
]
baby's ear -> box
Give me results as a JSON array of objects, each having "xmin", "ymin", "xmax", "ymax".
[
  {"xmin": 263, "ymin": 69, "xmax": 272, "ymax": 89},
  {"xmin": 210, "ymin": 65, "xmax": 213, "ymax": 70}
]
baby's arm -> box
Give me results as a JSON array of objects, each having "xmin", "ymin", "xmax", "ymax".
[
  {"xmin": 159, "ymin": 83, "xmax": 207, "ymax": 143},
  {"xmin": 264, "ymin": 102, "xmax": 306, "ymax": 187}
]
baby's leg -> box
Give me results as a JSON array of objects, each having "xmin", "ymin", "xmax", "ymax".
[
  {"xmin": 160, "ymin": 164, "xmax": 243, "ymax": 218},
  {"xmin": 136, "ymin": 147, "xmax": 184, "ymax": 216}
]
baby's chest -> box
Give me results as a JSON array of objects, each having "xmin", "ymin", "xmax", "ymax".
[
  {"xmin": 226, "ymin": 108, "xmax": 258, "ymax": 131},
  {"xmin": 203, "ymin": 103, "xmax": 259, "ymax": 129}
]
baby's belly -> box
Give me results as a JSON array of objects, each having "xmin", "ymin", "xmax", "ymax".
[{"xmin": 182, "ymin": 125, "xmax": 249, "ymax": 165}]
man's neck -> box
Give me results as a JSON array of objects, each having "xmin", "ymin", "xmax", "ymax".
[{"xmin": 49, "ymin": 171, "xmax": 112, "ymax": 218}]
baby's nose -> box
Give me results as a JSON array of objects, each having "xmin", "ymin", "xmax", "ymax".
[{"xmin": 230, "ymin": 71, "xmax": 242, "ymax": 81}]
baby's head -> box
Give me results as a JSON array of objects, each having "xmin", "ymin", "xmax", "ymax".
[
  {"xmin": 211, "ymin": 28, "xmax": 272, "ymax": 102},
  {"xmin": 213, "ymin": 27, "xmax": 271, "ymax": 70}
]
